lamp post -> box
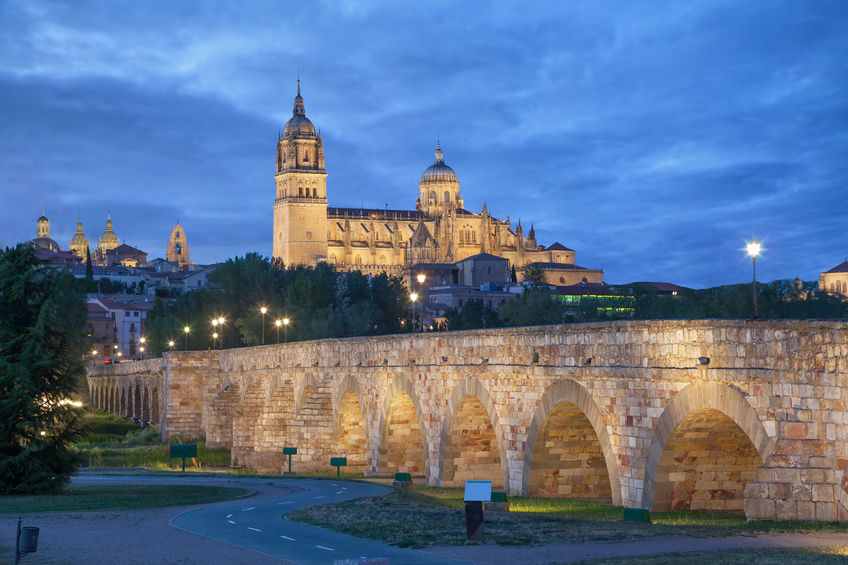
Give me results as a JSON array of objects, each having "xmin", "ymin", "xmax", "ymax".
[
  {"xmin": 211, "ymin": 319, "xmax": 219, "ymax": 349},
  {"xmin": 410, "ymin": 292, "xmax": 418, "ymax": 331},
  {"xmin": 416, "ymin": 273, "xmax": 427, "ymax": 332},
  {"xmin": 746, "ymin": 240, "xmax": 762, "ymax": 319},
  {"xmin": 212, "ymin": 332, "xmax": 219, "ymax": 349},
  {"xmin": 283, "ymin": 317, "xmax": 290, "ymax": 343},
  {"xmin": 183, "ymin": 325, "xmax": 190, "ymax": 350},
  {"xmin": 260, "ymin": 306, "xmax": 268, "ymax": 345},
  {"xmin": 168, "ymin": 340, "xmax": 175, "ymax": 351},
  {"xmin": 91, "ymin": 349, "xmax": 98, "ymax": 367},
  {"xmin": 274, "ymin": 319, "xmax": 282, "ymax": 344},
  {"xmin": 139, "ymin": 337, "xmax": 146, "ymax": 360},
  {"xmin": 218, "ymin": 317, "xmax": 226, "ymax": 349}
]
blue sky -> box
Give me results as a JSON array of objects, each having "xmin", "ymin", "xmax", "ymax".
[{"xmin": 1, "ymin": 1, "xmax": 846, "ymax": 288}]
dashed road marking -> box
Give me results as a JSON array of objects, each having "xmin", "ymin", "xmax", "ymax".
[
  {"xmin": 280, "ymin": 535, "xmax": 296, "ymax": 541},
  {"xmin": 335, "ymin": 491, "xmax": 344, "ymax": 494},
  {"xmin": 315, "ymin": 545, "xmax": 335, "ymax": 551},
  {"xmin": 313, "ymin": 495, "xmax": 326, "ymax": 499},
  {"xmin": 241, "ymin": 507, "xmax": 256, "ymax": 511},
  {"xmin": 226, "ymin": 514, "xmax": 232, "ymax": 518},
  {"xmin": 277, "ymin": 501, "xmax": 294, "ymax": 505},
  {"xmin": 247, "ymin": 527, "xmax": 262, "ymax": 532},
  {"xmin": 227, "ymin": 520, "xmax": 235, "ymax": 525}
]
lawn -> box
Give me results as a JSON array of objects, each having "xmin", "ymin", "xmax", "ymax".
[
  {"xmin": 288, "ymin": 487, "xmax": 848, "ymax": 548},
  {"xmin": 0, "ymin": 484, "xmax": 252, "ymax": 513}
]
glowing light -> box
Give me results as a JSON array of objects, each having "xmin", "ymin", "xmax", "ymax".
[
  {"xmin": 275, "ymin": 319, "xmax": 282, "ymax": 327},
  {"xmin": 139, "ymin": 337, "xmax": 146, "ymax": 344},
  {"xmin": 184, "ymin": 326, "xmax": 190, "ymax": 333},
  {"xmin": 416, "ymin": 273, "xmax": 426, "ymax": 284},
  {"xmin": 410, "ymin": 292, "xmax": 418, "ymax": 302},
  {"xmin": 283, "ymin": 318, "xmax": 290, "ymax": 326},
  {"xmin": 746, "ymin": 240, "xmax": 762, "ymax": 258},
  {"xmin": 260, "ymin": 306, "xmax": 268, "ymax": 315},
  {"xmin": 40, "ymin": 431, "xmax": 46, "ymax": 436}
]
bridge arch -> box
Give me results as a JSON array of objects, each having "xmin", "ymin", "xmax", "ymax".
[
  {"xmin": 643, "ymin": 381, "xmax": 776, "ymax": 512},
  {"xmin": 332, "ymin": 374, "xmax": 368, "ymax": 472},
  {"xmin": 439, "ymin": 377, "xmax": 508, "ymax": 490},
  {"xmin": 295, "ymin": 373, "xmax": 320, "ymax": 415},
  {"xmin": 376, "ymin": 374, "xmax": 428, "ymax": 480},
  {"xmin": 523, "ymin": 378, "xmax": 621, "ymax": 505}
]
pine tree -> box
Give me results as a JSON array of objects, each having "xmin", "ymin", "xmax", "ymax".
[
  {"xmin": 0, "ymin": 244, "xmax": 87, "ymax": 493},
  {"xmin": 85, "ymin": 245, "xmax": 93, "ymax": 280}
]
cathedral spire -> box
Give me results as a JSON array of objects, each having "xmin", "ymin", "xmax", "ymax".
[{"xmin": 293, "ymin": 80, "xmax": 305, "ymax": 116}]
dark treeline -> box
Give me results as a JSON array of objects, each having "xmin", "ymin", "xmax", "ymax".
[
  {"xmin": 145, "ymin": 253, "xmax": 410, "ymax": 354},
  {"xmin": 445, "ymin": 280, "xmax": 848, "ymax": 331}
]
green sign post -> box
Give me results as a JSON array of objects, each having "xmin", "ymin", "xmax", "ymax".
[
  {"xmin": 283, "ymin": 447, "xmax": 297, "ymax": 474},
  {"xmin": 169, "ymin": 443, "xmax": 198, "ymax": 472},
  {"xmin": 330, "ymin": 457, "xmax": 347, "ymax": 479}
]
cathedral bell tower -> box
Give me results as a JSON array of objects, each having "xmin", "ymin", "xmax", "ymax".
[{"xmin": 272, "ymin": 81, "xmax": 329, "ymax": 266}]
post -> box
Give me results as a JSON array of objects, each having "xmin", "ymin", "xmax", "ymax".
[
  {"xmin": 15, "ymin": 516, "xmax": 20, "ymax": 565},
  {"xmin": 752, "ymin": 255, "xmax": 758, "ymax": 318}
]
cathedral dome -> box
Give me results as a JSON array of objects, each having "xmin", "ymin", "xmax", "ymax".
[
  {"xmin": 69, "ymin": 219, "xmax": 89, "ymax": 256},
  {"xmin": 282, "ymin": 81, "xmax": 316, "ymax": 138},
  {"xmin": 98, "ymin": 215, "xmax": 119, "ymax": 251},
  {"xmin": 420, "ymin": 145, "xmax": 458, "ymax": 184}
]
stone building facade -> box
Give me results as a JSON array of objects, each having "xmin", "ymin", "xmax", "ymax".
[
  {"xmin": 820, "ymin": 260, "xmax": 848, "ymax": 297},
  {"xmin": 272, "ymin": 83, "xmax": 603, "ymax": 285}
]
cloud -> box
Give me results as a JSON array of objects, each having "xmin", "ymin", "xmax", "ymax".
[{"xmin": 1, "ymin": 0, "xmax": 846, "ymax": 288}]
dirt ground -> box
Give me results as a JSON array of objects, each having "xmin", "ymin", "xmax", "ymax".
[{"xmin": 0, "ymin": 480, "xmax": 300, "ymax": 565}]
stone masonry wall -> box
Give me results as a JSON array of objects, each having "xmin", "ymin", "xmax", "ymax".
[{"xmin": 87, "ymin": 320, "xmax": 848, "ymax": 522}]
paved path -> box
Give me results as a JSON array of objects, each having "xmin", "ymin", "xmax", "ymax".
[
  {"xmin": 79, "ymin": 474, "xmax": 470, "ymax": 564},
  {"xmin": 425, "ymin": 532, "xmax": 848, "ymax": 564}
]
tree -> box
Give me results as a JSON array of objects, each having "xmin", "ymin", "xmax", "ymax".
[
  {"xmin": 0, "ymin": 245, "xmax": 87, "ymax": 493},
  {"xmin": 85, "ymin": 246, "xmax": 93, "ymax": 280},
  {"xmin": 498, "ymin": 287, "xmax": 566, "ymax": 327},
  {"xmin": 444, "ymin": 300, "xmax": 501, "ymax": 330},
  {"xmin": 522, "ymin": 264, "xmax": 545, "ymax": 283}
]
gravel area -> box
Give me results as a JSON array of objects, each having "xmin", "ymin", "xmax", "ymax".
[{"xmin": 0, "ymin": 479, "xmax": 300, "ymax": 565}]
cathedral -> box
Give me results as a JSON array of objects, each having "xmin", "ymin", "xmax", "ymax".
[{"xmin": 273, "ymin": 84, "xmax": 601, "ymax": 285}]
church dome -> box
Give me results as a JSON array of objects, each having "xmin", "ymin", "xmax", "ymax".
[
  {"xmin": 69, "ymin": 219, "xmax": 89, "ymax": 256},
  {"xmin": 32, "ymin": 237, "xmax": 61, "ymax": 252},
  {"xmin": 282, "ymin": 81, "xmax": 316, "ymax": 138},
  {"xmin": 420, "ymin": 145, "xmax": 458, "ymax": 184},
  {"xmin": 98, "ymin": 215, "xmax": 119, "ymax": 251}
]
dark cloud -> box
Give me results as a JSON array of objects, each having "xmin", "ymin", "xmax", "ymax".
[{"xmin": 1, "ymin": 0, "xmax": 846, "ymax": 287}]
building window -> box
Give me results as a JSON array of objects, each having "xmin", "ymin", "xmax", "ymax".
[{"xmin": 175, "ymin": 231, "xmax": 180, "ymax": 239}]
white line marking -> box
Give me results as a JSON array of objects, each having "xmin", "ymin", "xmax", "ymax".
[
  {"xmin": 226, "ymin": 514, "xmax": 232, "ymax": 518},
  {"xmin": 315, "ymin": 545, "xmax": 335, "ymax": 551},
  {"xmin": 280, "ymin": 535, "xmax": 296, "ymax": 541},
  {"xmin": 331, "ymin": 484, "xmax": 338, "ymax": 486},
  {"xmin": 336, "ymin": 491, "xmax": 344, "ymax": 494},
  {"xmin": 227, "ymin": 520, "xmax": 235, "ymax": 525},
  {"xmin": 247, "ymin": 527, "xmax": 262, "ymax": 532},
  {"xmin": 241, "ymin": 507, "xmax": 256, "ymax": 511},
  {"xmin": 277, "ymin": 501, "xmax": 294, "ymax": 505},
  {"xmin": 313, "ymin": 495, "xmax": 325, "ymax": 499}
]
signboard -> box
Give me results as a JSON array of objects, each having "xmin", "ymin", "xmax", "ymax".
[
  {"xmin": 463, "ymin": 480, "xmax": 492, "ymax": 502},
  {"xmin": 330, "ymin": 457, "xmax": 347, "ymax": 467},
  {"xmin": 170, "ymin": 444, "xmax": 198, "ymax": 459},
  {"xmin": 283, "ymin": 447, "xmax": 297, "ymax": 455}
]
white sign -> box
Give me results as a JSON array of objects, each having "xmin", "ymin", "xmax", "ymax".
[{"xmin": 463, "ymin": 480, "xmax": 492, "ymax": 502}]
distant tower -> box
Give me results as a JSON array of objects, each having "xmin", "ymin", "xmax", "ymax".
[
  {"xmin": 69, "ymin": 217, "xmax": 89, "ymax": 258},
  {"xmin": 167, "ymin": 223, "xmax": 190, "ymax": 268},
  {"xmin": 97, "ymin": 214, "xmax": 120, "ymax": 254},
  {"xmin": 272, "ymin": 81, "xmax": 328, "ymax": 266},
  {"xmin": 32, "ymin": 209, "xmax": 61, "ymax": 251},
  {"xmin": 417, "ymin": 143, "xmax": 463, "ymax": 217}
]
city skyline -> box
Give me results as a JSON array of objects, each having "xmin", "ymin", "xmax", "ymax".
[{"xmin": 1, "ymin": 1, "xmax": 846, "ymax": 288}]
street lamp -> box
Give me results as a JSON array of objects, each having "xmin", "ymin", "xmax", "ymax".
[
  {"xmin": 139, "ymin": 336, "xmax": 146, "ymax": 360},
  {"xmin": 283, "ymin": 317, "xmax": 290, "ymax": 343},
  {"xmin": 218, "ymin": 317, "xmax": 226, "ymax": 349},
  {"xmin": 746, "ymin": 240, "xmax": 762, "ymax": 319},
  {"xmin": 168, "ymin": 340, "xmax": 175, "ymax": 351},
  {"xmin": 410, "ymin": 292, "xmax": 418, "ymax": 331},
  {"xmin": 260, "ymin": 306, "xmax": 268, "ymax": 345},
  {"xmin": 183, "ymin": 325, "xmax": 190, "ymax": 350},
  {"xmin": 274, "ymin": 319, "xmax": 282, "ymax": 344},
  {"xmin": 212, "ymin": 331, "xmax": 219, "ymax": 349},
  {"xmin": 416, "ymin": 273, "xmax": 427, "ymax": 333}
]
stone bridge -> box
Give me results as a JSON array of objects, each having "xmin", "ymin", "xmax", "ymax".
[{"xmin": 87, "ymin": 319, "xmax": 848, "ymax": 521}]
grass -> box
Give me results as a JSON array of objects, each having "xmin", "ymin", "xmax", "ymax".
[
  {"xmin": 0, "ymin": 484, "xmax": 252, "ymax": 513},
  {"xmin": 74, "ymin": 409, "xmax": 232, "ymax": 471},
  {"xmin": 288, "ymin": 487, "xmax": 848, "ymax": 548},
  {"xmin": 574, "ymin": 546, "xmax": 848, "ymax": 564}
]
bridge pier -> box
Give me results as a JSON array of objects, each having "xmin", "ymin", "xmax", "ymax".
[{"xmin": 87, "ymin": 320, "xmax": 848, "ymax": 522}]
